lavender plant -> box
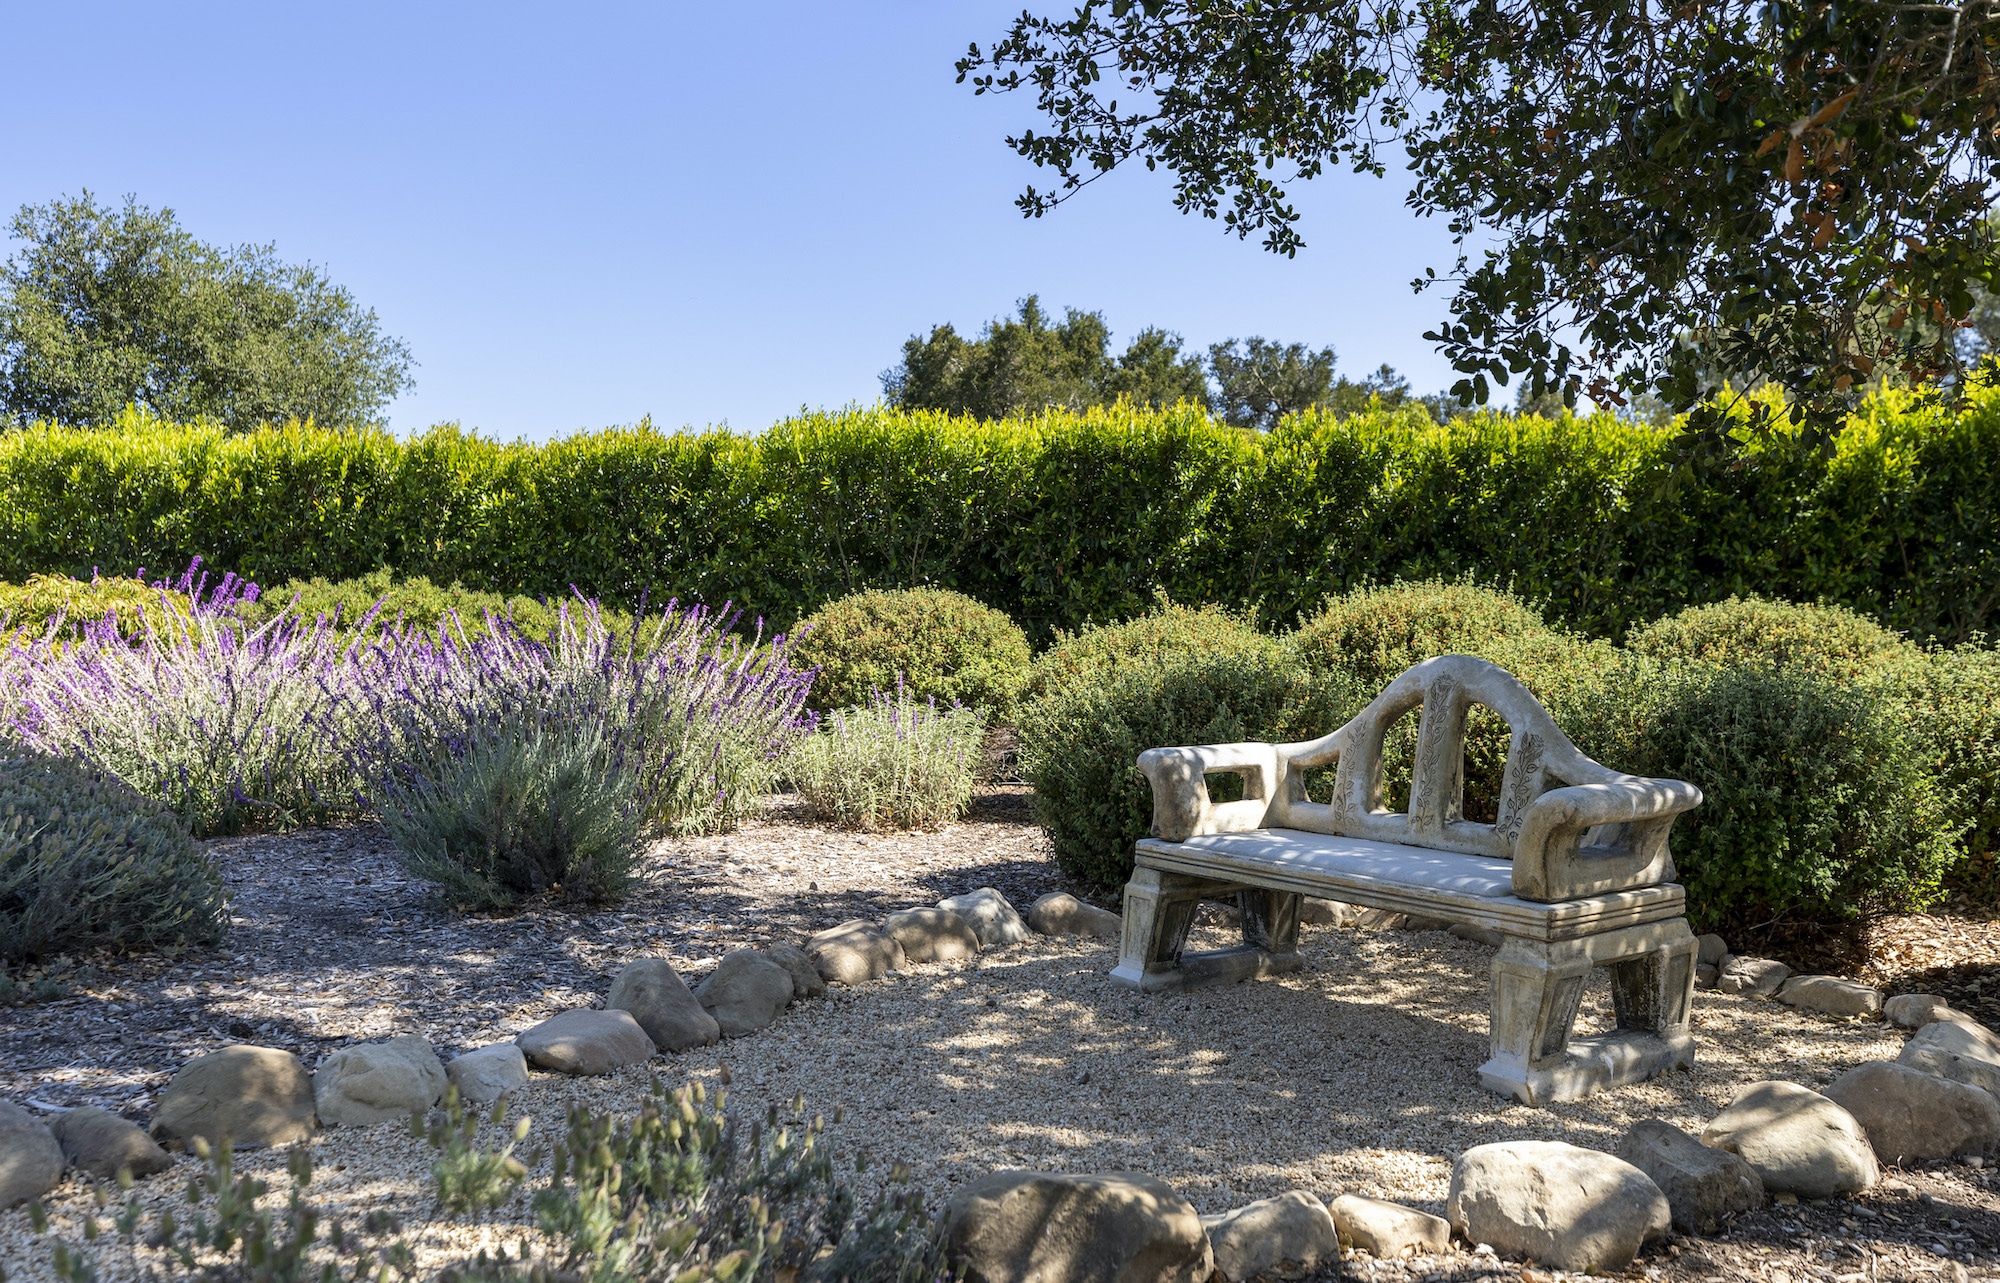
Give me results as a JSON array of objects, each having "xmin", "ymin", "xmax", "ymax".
[
  {"xmin": 0, "ymin": 561, "xmax": 361, "ymax": 836},
  {"xmin": 333, "ymin": 599, "xmax": 813, "ymax": 910},
  {"xmin": 782, "ymin": 682, "xmax": 982, "ymax": 831}
]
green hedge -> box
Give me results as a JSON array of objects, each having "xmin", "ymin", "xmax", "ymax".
[{"xmin": 2, "ymin": 389, "xmax": 1996, "ymax": 644}]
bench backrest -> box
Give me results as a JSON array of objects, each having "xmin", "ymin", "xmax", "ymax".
[{"xmin": 1266, "ymin": 654, "xmax": 1617, "ymax": 861}]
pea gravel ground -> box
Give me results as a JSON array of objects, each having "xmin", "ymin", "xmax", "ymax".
[{"xmin": 5, "ymin": 787, "xmax": 2000, "ymax": 1281}]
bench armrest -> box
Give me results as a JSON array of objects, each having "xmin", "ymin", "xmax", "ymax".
[
  {"xmin": 1137, "ymin": 742, "xmax": 1281, "ymax": 842},
  {"xmin": 1512, "ymin": 776, "xmax": 1703, "ymax": 901}
]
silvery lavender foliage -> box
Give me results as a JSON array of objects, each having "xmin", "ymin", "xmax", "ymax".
[
  {"xmin": 0, "ymin": 560, "xmax": 361, "ymax": 836},
  {"xmin": 334, "ymin": 597, "xmax": 814, "ymax": 910},
  {"xmin": 782, "ymin": 679, "xmax": 982, "ymax": 831}
]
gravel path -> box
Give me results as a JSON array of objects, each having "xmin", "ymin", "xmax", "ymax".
[{"xmin": 6, "ymin": 788, "xmax": 2000, "ymax": 1281}]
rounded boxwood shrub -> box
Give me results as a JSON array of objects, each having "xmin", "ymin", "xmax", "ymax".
[
  {"xmin": 1567, "ymin": 659, "xmax": 1956, "ymax": 936},
  {"xmin": 241, "ymin": 569, "xmax": 587, "ymax": 642},
  {"xmin": 1289, "ymin": 581, "xmax": 1620, "ymax": 821},
  {"xmin": 1625, "ymin": 595, "xmax": 1910, "ymax": 679},
  {"xmin": 790, "ymin": 587, "xmax": 1032, "ymax": 719},
  {"xmin": 1872, "ymin": 643, "xmax": 2000, "ymax": 902},
  {"xmin": 1017, "ymin": 604, "xmax": 1346, "ymax": 890},
  {"xmin": 0, "ymin": 748, "xmax": 227, "ymax": 959}
]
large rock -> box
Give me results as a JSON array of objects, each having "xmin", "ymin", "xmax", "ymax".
[
  {"xmin": 1899, "ymin": 1019, "xmax": 2000, "ymax": 1096},
  {"xmin": 694, "ymin": 949, "xmax": 794, "ymax": 1037},
  {"xmin": 1776, "ymin": 975, "xmax": 1883, "ymax": 1019},
  {"xmin": 49, "ymin": 1107, "xmax": 171, "ymax": 1180},
  {"xmin": 763, "ymin": 942, "xmax": 828, "ymax": 1000},
  {"xmin": 945, "ymin": 1170, "xmax": 1213, "ymax": 1283},
  {"xmin": 0, "ymin": 1101, "xmax": 65, "ymax": 1208},
  {"xmin": 1614, "ymin": 1118, "xmax": 1763, "ymax": 1235},
  {"xmin": 606, "ymin": 958, "xmax": 720, "ymax": 1051},
  {"xmin": 885, "ymin": 907, "xmax": 982, "ymax": 963},
  {"xmin": 1201, "ymin": 1190, "xmax": 1340, "ymax": 1281},
  {"xmin": 445, "ymin": 1042, "xmax": 531, "ymax": 1104},
  {"xmin": 516, "ymin": 1008, "xmax": 656, "ymax": 1074},
  {"xmin": 1299, "ymin": 897, "xmax": 1344, "ymax": 926},
  {"xmin": 1884, "ymin": 994, "xmax": 1970, "ymax": 1030},
  {"xmin": 806, "ymin": 919, "xmax": 906, "ymax": 986},
  {"xmin": 150, "ymin": 1045, "xmax": 317, "ymax": 1149},
  {"xmin": 1446, "ymin": 1141, "xmax": 1669, "ymax": 1273},
  {"xmin": 312, "ymin": 1035, "xmax": 446, "ymax": 1126},
  {"xmin": 1696, "ymin": 934, "xmax": 1729, "ymax": 967},
  {"xmin": 1824, "ymin": 1060, "xmax": 2000, "ymax": 1167},
  {"xmin": 939, "ymin": 888, "xmax": 1031, "ymax": 948},
  {"xmin": 1328, "ymin": 1194, "xmax": 1451, "ymax": 1258},
  {"xmin": 1700, "ymin": 1080, "xmax": 1879, "ymax": 1197},
  {"xmin": 1026, "ymin": 892, "xmax": 1122, "ymax": 940},
  {"xmin": 1716, "ymin": 957, "xmax": 1791, "ymax": 997}
]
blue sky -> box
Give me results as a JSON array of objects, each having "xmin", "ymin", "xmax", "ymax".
[{"xmin": 4, "ymin": 2, "xmax": 1469, "ymax": 440}]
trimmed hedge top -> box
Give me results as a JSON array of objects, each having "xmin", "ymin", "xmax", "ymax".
[
  {"xmin": 789, "ymin": 587, "xmax": 1032, "ymax": 718},
  {"xmin": 1, "ymin": 387, "xmax": 1995, "ymax": 646}
]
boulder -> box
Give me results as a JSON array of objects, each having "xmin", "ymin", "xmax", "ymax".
[
  {"xmin": 606, "ymin": 958, "xmax": 720, "ymax": 1051},
  {"xmin": 0, "ymin": 1102, "xmax": 65, "ymax": 1208},
  {"xmin": 1449, "ymin": 923, "xmax": 1505, "ymax": 947},
  {"xmin": 945, "ymin": 1170, "xmax": 1213, "ymax": 1283},
  {"xmin": 1448, "ymin": 1142, "xmax": 1667, "ymax": 1273},
  {"xmin": 312, "ymin": 1035, "xmax": 446, "ymax": 1126},
  {"xmin": 1299, "ymin": 897, "xmax": 1344, "ymax": 926},
  {"xmin": 1716, "ymin": 957, "xmax": 1791, "ymax": 997},
  {"xmin": 1824, "ymin": 1061, "xmax": 2000, "ymax": 1167},
  {"xmin": 806, "ymin": 919, "xmax": 906, "ymax": 985},
  {"xmin": 1700, "ymin": 1080, "xmax": 1879, "ymax": 1197},
  {"xmin": 1884, "ymin": 994, "xmax": 1969, "ymax": 1030},
  {"xmin": 516, "ymin": 1008, "xmax": 655, "ymax": 1074},
  {"xmin": 150, "ymin": 1045, "xmax": 317, "ymax": 1149},
  {"xmin": 1899, "ymin": 1019, "xmax": 2000, "ymax": 1096},
  {"xmin": 1614, "ymin": 1118, "xmax": 1763, "ymax": 1234},
  {"xmin": 939, "ymin": 888, "xmax": 1031, "ymax": 948},
  {"xmin": 1776, "ymin": 975, "xmax": 1884, "ymax": 1019},
  {"xmin": 763, "ymin": 942, "xmax": 828, "ymax": 1000},
  {"xmin": 1395, "ymin": 914, "xmax": 1452, "ymax": 932},
  {"xmin": 1026, "ymin": 892, "xmax": 1122, "ymax": 940},
  {"xmin": 1696, "ymin": 934, "xmax": 1729, "ymax": 967},
  {"xmin": 693, "ymin": 949, "xmax": 794, "ymax": 1037},
  {"xmin": 1201, "ymin": 1190, "xmax": 1340, "ymax": 1281},
  {"xmin": 445, "ymin": 1042, "xmax": 531, "ymax": 1104},
  {"xmin": 885, "ymin": 907, "xmax": 982, "ymax": 963},
  {"xmin": 1328, "ymin": 1193, "xmax": 1452, "ymax": 1258},
  {"xmin": 1696, "ymin": 963, "xmax": 1720, "ymax": 989},
  {"xmin": 49, "ymin": 1106, "xmax": 173, "ymax": 1180}
]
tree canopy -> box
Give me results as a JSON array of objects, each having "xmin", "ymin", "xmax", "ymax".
[
  {"xmin": 0, "ymin": 193, "xmax": 413, "ymax": 430},
  {"xmin": 958, "ymin": 0, "xmax": 2000, "ymax": 436}
]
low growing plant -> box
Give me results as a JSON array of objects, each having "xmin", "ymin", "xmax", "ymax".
[
  {"xmin": 791, "ymin": 588, "xmax": 1031, "ymax": 721},
  {"xmin": 783, "ymin": 684, "xmax": 983, "ymax": 830},
  {"xmin": 1625, "ymin": 594, "xmax": 1912, "ymax": 679},
  {"xmin": 240, "ymin": 569, "xmax": 636, "ymax": 646},
  {"xmin": 0, "ymin": 747, "xmax": 227, "ymax": 960},
  {"xmin": 0, "ymin": 570, "xmax": 195, "ymax": 646},
  {"xmin": 421, "ymin": 1084, "xmax": 534, "ymax": 1215},
  {"xmin": 30, "ymin": 1138, "xmax": 412, "ymax": 1283}
]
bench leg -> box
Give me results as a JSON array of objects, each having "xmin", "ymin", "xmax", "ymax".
[
  {"xmin": 1478, "ymin": 921, "xmax": 1698, "ymax": 1105},
  {"xmin": 1110, "ymin": 868, "xmax": 1304, "ymax": 992}
]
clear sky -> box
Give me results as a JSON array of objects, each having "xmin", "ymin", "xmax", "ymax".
[{"xmin": 3, "ymin": 2, "xmax": 1470, "ymax": 441}]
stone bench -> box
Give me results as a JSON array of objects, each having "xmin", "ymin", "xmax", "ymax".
[{"xmin": 1112, "ymin": 655, "xmax": 1704, "ymax": 1105}]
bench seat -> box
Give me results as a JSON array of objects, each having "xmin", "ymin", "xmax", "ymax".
[{"xmin": 1134, "ymin": 829, "xmax": 1686, "ymax": 942}]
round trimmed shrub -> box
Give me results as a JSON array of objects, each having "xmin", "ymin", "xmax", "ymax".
[
  {"xmin": 1567, "ymin": 659, "xmax": 1956, "ymax": 935},
  {"xmin": 241, "ymin": 569, "xmax": 603, "ymax": 642},
  {"xmin": 0, "ymin": 749, "xmax": 227, "ymax": 959},
  {"xmin": 1625, "ymin": 595, "xmax": 1910, "ymax": 679},
  {"xmin": 790, "ymin": 588, "xmax": 1032, "ymax": 719},
  {"xmin": 1873, "ymin": 643, "xmax": 2000, "ymax": 902},
  {"xmin": 1289, "ymin": 581, "xmax": 1620, "ymax": 821},
  {"xmin": 1017, "ymin": 605, "xmax": 1347, "ymax": 890}
]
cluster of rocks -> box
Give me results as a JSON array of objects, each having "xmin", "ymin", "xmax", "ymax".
[{"xmin": 0, "ymin": 885, "xmax": 1111, "ymax": 1211}]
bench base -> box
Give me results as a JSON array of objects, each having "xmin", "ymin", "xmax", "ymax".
[
  {"xmin": 1479, "ymin": 1029, "xmax": 1695, "ymax": 1105},
  {"xmin": 1110, "ymin": 943, "xmax": 1304, "ymax": 992}
]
